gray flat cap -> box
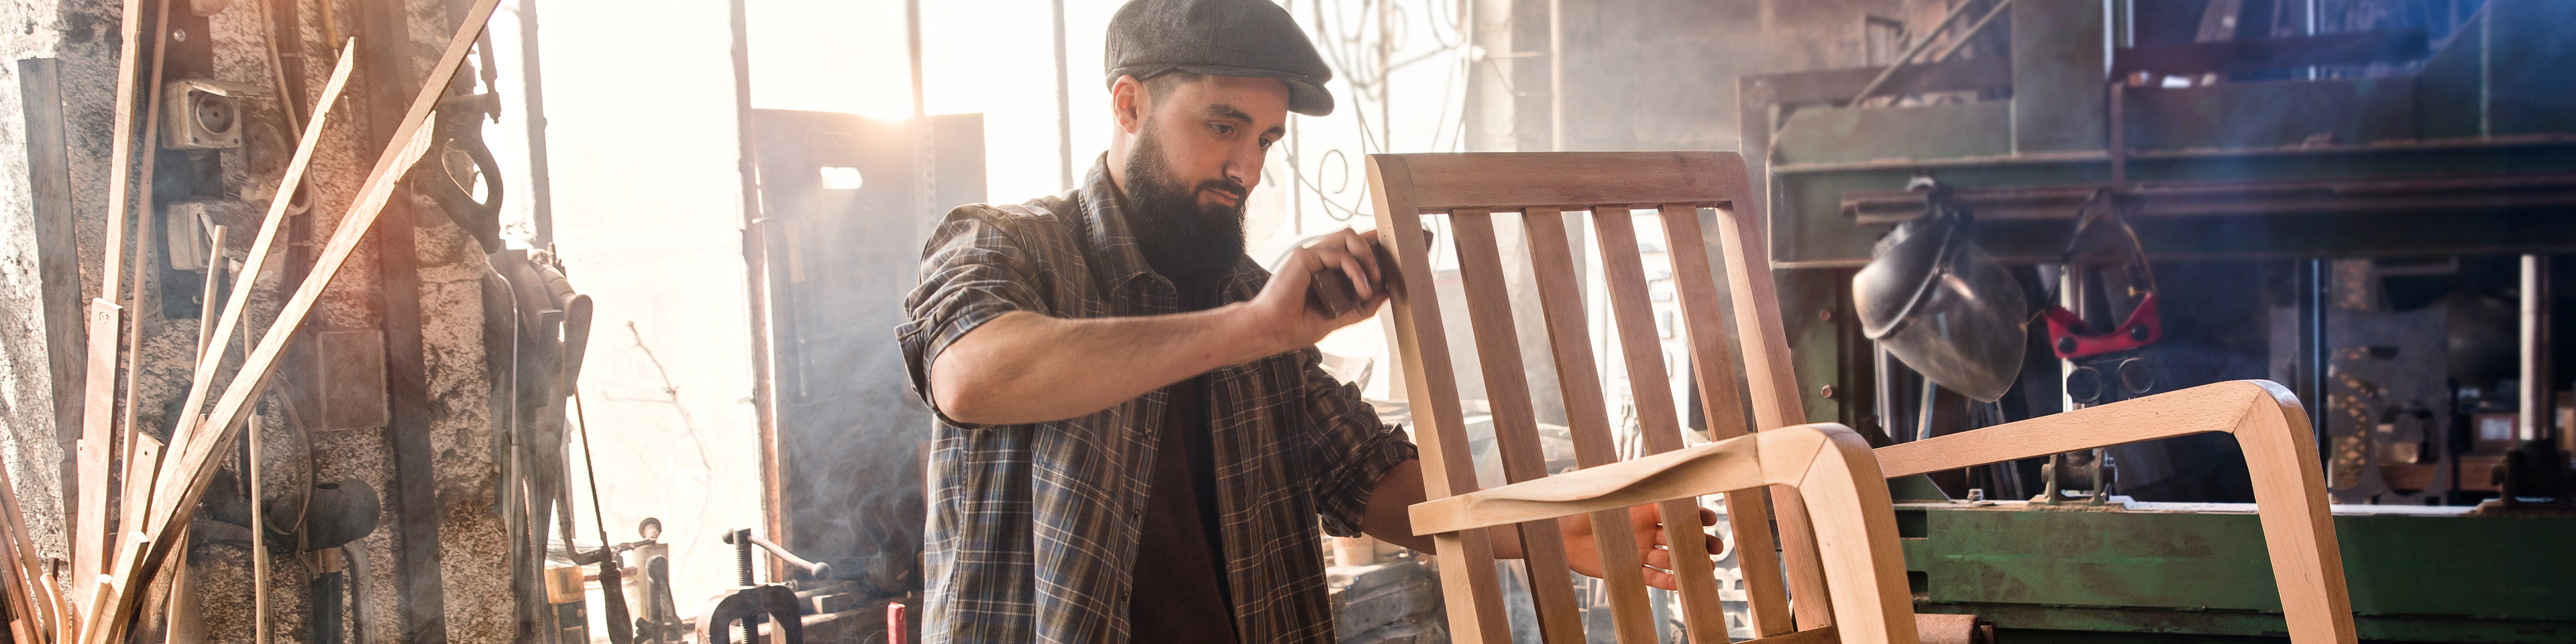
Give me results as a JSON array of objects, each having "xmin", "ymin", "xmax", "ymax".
[{"xmin": 1106, "ymin": 0, "xmax": 1335, "ymax": 116}]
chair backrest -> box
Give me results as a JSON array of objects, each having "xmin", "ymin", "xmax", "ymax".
[{"xmin": 1370, "ymin": 152, "xmax": 1852, "ymax": 644}]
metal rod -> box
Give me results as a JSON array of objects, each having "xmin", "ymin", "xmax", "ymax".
[
  {"xmin": 515, "ymin": 0, "xmax": 558, "ymax": 247},
  {"xmin": 906, "ymin": 0, "xmax": 926, "ymax": 119},
  {"xmin": 1928, "ymin": 0, "xmax": 2015, "ymax": 64},
  {"xmin": 1917, "ymin": 377, "xmax": 1939, "ymax": 442},
  {"xmin": 1849, "ymin": 0, "xmax": 1990, "ymax": 105},
  {"xmin": 2304, "ymin": 259, "xmax": 2330, "ymax": 465},
  {"xmin": 1050, "ymin": 0, "xmax": 1072, "ymax": 192},
  {"xmin": 1548, "ymin": 0, "xmax": 1562, "ymax": 150},
  {"xmin": 2523, "ymin": 254, "xmax": 2553, "ymax": 442},
  {"xmin": 249, "ymin": 411, "xmax": 268, "ymax": 644}
]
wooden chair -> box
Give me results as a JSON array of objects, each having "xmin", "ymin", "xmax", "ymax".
[
  {"xmin": 1372, "ymin": 151, "xmax": 1903, "ymax": 644},
  {"xmin": 1371, "ymin": 151, "xmax": 2359, "ymax": 644}
]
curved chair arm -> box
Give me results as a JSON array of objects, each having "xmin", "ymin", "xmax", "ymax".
[
  {"xmin": 1873, "ymin": 380, "xmax": 2357, "ymax": 644},
  {"xmin": 1413, "ymin": 423, "xmax": 1920, "ymax": 644}
]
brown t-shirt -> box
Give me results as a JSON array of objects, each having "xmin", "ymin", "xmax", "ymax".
[{"xmin": 1128, "ymin": 282, "xmax": 1239, "ymax": 644}]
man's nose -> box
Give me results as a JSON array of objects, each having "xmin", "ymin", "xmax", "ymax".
[{"xmin": 1226, "ymin": 142, "xmax": 1263, "ymax": 188}]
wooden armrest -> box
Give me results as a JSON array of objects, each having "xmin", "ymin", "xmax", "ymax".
[
  {"xmin": 1409, "ymin": 423, "xmax": 1922, "ymax": 644},
  {"xmin": 1870, "ymin": 379, "xmax": 2358, "ymax": 644},
  {"xmin": 1408, "ymin": 432, "xmax": 1764, "ymax": 535}
]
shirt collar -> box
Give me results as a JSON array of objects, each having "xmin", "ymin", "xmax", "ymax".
[{"xmin": 1075, "ymin": 155, "xmax": 1161, "ymax": 290}]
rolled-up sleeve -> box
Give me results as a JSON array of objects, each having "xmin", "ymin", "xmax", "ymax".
[
  {"xmin": 1295, "ymin": 348, "xmax": 1419, "ymax": 537},
  {"xmin": 898, "ymin": 208, "xmax": 1051, "ymax": 417}
]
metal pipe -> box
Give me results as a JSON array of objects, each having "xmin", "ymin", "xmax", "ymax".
[
  {"xmin": 250, "ymin": 413, "xmax": 269, "ymax": 644},
  {"xmin": 1051, "ymin": 0, "xmax": 1071, "ymax": 192},
  {"xmin": 1917, "ymin": 377, "xmax": 1939, "ymax": 442},
  {"xmin": 516, "ymin": 0, "xmax": 559, "ymax": 246},
  {"xmin": 2523, "ymin": 254, "xmax": 2553, "ymax": 442},
  {"xmin": 1849, "ymin": 0, "xmax": 1990, "ymax": 105},
  {"xmin": 2304, "ymin": 259, "xmax": 2330, "ymax": 465},
  {"xmin": 1547, "ymin": 0, "xmax": 1562, "ymax": 150}
]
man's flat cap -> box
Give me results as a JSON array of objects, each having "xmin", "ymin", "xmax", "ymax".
[{"xmin": 1106, "ymin": 0, "xmax": 1335, "ymax": 116}]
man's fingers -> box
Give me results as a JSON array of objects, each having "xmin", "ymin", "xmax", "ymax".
[
  {"xmin": 1701, "ymin": 507, "xmax": 1719, "ymax": 526},
  {"xmin": 1340, "ymin": 229, "xmax": 1381, "ymax": 285},
  {"xmin": 1641, "ymin": 568, "xmax": 1679, "ymax": 592},
  {"xmin": 1644, "ymin": 548, "xmax": 1673, "ymax": 571}
]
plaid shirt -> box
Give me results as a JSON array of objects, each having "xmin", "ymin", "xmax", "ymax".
[{"xmin": 898, "ymin": 159, "xmax": 1419, "ymax": 644}]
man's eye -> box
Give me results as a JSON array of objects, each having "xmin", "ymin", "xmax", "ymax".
[
  {"xmin": 1259, "ymin": 137, "xmax": 1277, "ymax": 150},
  {"xmin": 1210, "ymin": 123, "xmax": 1235, "ymax": 137}
]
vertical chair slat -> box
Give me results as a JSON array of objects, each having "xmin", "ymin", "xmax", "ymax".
[
  {"xmin": 1370, "ymin": 156, "xmax": 1513, "ymax": 644},
  {"xmin": 1707, "ymin": 192, "xmax": 1837, "ymax": 629},
  {"xmin": 1519, "ymin": 209, "xmax": 1660, "ymax": 644},
  {"xmin": 1657, "ymin": 205, "xmax": 1798, "ymax": 637},
  {"xmin": 1588, "ymin": 206, "xmax": 1733, "ymax": 643},
  {"xmin": 1448, "ymin": 210, "xmax": 1589, "ymax": 643}
]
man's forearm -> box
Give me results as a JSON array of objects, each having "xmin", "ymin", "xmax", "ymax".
[
  {"xmin": 1360, "ymin": 459, "xmax": 1532, "ymax": 558},
  {"xmin": 929, "ymin": 308, "xmax": 1290, "ymax": 425}
]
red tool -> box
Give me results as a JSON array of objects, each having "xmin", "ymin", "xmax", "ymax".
[{"xmin": 886, "ymin": 602, "xmax": 906, "ymax": 644}]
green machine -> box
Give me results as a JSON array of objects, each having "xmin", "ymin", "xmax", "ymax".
[{"xmin": 1741, "ymin": 1, "xmax": 2576, "ymax": 641}]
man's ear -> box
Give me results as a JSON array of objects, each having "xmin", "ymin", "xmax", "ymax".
[{"xmin": 1110, "ymin": 74, "xmax": 1147, "ymax": 135}]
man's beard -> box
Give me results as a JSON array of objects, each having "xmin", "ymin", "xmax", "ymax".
[{"xmin": 1122, "ymin": 126, "xmax": 1248, "ymax": 292}]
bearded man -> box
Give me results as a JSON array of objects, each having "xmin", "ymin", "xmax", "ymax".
[{"xmin": 898, "ymin": 1, "xmax": 1715, "ymax": 642}]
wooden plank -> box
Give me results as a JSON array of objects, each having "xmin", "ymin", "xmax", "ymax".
[
  {"xmin": 1656, "ymin": 205, "xmax": 1796, "ymax": 637},
  {"xmin": 85, "ymin": 0, "xmax": 502, "ymax": 631},
  {"xmin": 1367, "ymin": 155, "xmax": 1511, "ymax": 644},
  {"xmin": 1380, "ymin": 152, "xmax": 1756, "ymax": 215},
  {"xmin": 1706, "ymin": 185, "xmax": 1836, "ymax": 629},
  {"xmin": 111, "ymin": 436, "xmax": 160, "ymax": 576},
  {"xmin": 19, "ymin": 58, "xmax": 86, "ymax": 487},
  {"xmin": 68, "ymin": 299, "xmax": 118, "ymax": 614},
  {"xmin": 1585, "ymin": 207, "xmax": 1728, "ymax": 641},
  {"xmin": 0, "ymin": 455, "xmax": 51, "ymax": 643},
  {"xmin": 1444, "ymin": 211, "xmax": 1585, "ymax": 644},
  {"xmin": 1517, "ymin": 209, "xmax": 1658, "ymax": 644}
]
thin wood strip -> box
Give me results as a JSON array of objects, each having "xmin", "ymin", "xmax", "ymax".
[
  {"xmin": 195, "ymin": 226, "xmax": 228, "ymax": 359},
  {"xmin": 68, "ymin": 299, "xmax": 115, "ymax": 620},
  {"xmin": 1586, "ymin": 206, "xmax": 1729, "ymax": 642},
  {"xmin": 1656, "ymin": 204, "xmax": 1795, "ymax": 636},
  {"xmin": 167, "ymin": 40, "xmax": 356, "ymax": 469},
  {"xmin": 111, "ymin": 436, "xmax": 160, "ymax": 576},
  {"xmin": 1736, "ymin": 625, "xmax": 1836, "ymax": 644},
  {"xmin": 1368, "ymin": 154, "xmax": 1510, "ymax": 644},
  {"xmin": 1445, "ymin": 211, "xmax": 1585, "ymax": 643},
  {"xmin": 0, "ymin": 464, "xmax": 46, "ymax": 643},
  {"xmin": 113, "ymin": 0, "xmax": 178, "ymax": 588},
  {"xmin": 72, "ymin": 0, "xmax": 170, "ymax": 602},
  {"xmin": 1517, "ymin": 208, "xmax": 1656, "ymax": 644},
  {"xmin": 88, "ymin": 0, "xmax": 500, "ymax": 633},
  {"xmin": 1707, "ymin": 193, "xmax": 1836, "ymax": 629}
]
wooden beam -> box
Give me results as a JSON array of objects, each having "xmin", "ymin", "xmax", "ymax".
[{"xmin": 18, "ymin": 58, "xmax": 85, "ymax": 498}]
